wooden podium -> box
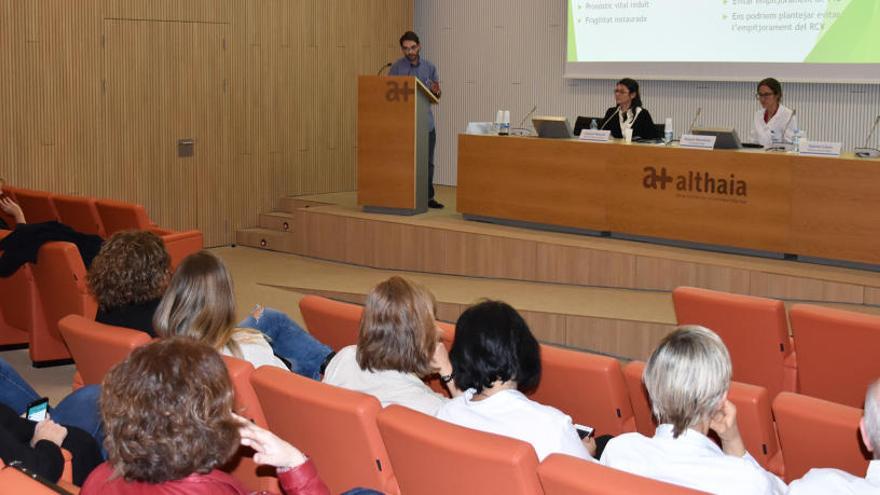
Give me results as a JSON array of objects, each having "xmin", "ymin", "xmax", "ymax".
[{"xmin": 357, "ymin": 75, "xmax": 438, "ymax": 215}]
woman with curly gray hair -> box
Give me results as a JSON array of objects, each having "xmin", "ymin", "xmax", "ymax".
[{"xmin": 600, "ymin": 325, "xmax": 786, "ymax": 494}]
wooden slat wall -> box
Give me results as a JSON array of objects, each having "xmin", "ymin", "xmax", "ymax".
[{"xmin": 0, "ymin": 0, "xmax": 413, "ymax": 246}]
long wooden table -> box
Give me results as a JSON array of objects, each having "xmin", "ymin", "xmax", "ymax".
[{"xmin": 457, "ymin": 134, "xmax": 880, "ymax": 266}]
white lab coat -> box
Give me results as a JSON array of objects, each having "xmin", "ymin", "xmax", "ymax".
[{"xmin": 751, "ymin": 104, "xmax": 797, "ymax": 147}]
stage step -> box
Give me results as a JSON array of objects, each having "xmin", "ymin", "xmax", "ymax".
[
  {"xmin": 276, "ymin": 196, "xmax": 330, "ymax": 213},
  {"xmin": 235, "ymin": 228, "xmax": 297, "ymax": 253},
  {"xmin": 259, "ymin": 211, "xmax": 296, "ymax": 232}
]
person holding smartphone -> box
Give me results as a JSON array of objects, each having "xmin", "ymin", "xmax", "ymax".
[{"xmin": 0, "ymin": 398, "xmax": 103, "ymax": 486}]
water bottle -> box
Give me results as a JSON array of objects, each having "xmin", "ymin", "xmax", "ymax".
[
  {"xmin": 500, "ymin": 110, "xmax": 511, "ymax": 136},
  {"xmin": 664, "ymin": 118, "xmax": 673, "ymax": 144},
  {"xmin": 495, "ymin": 110, "xmax": 504, "ymax": 135},
  {"xmin": 590, "ymin": 119, "xmax": 598, "ymax": 130},
  {"xmin": 792, "ymin": 129, "xmax": 803, "ymax": 153}
]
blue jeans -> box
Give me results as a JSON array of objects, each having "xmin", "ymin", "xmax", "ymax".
[
  {"xmin": 0, "ymin": 358, "xmax": 104, "ymax": 452},
  {"xmin": 239, "ymin": 307, "xmax": 332, "ymax": 380},
  {"xmin": 0, "ymin": 357, "xmax": 41, "ymax": 414}
]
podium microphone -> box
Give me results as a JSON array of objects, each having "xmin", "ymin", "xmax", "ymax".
[
  {"xmin": 688, "ymin": 107, "xmax": 702, "ymax": 133},
  {"xmin": 855, "ymin": 115, "xmax": 880, "ymax": 158},
  {"xmin": 600, "ymin": 107, "xmax": 621, "ymax": 131},
  {"xmin": 376, "ymin": 62, "xmax": 392, "ymax": 76}
]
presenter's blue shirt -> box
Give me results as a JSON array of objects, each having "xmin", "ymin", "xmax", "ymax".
[{"xmin": 389, "ymin": 56, "xmax": 439, "ymax": 131}]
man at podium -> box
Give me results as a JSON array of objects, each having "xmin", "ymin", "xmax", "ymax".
[{"xmin": 389, "ymin": 31, "xmax": 444, "ymax": 209}]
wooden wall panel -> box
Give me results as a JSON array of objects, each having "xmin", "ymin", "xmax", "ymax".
[{"xmin": 0, "ymin": 0, "xmax": 413, "ymax": 246}]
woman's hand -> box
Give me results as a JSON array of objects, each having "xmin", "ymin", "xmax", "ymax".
[
  {"xmin": 582, "ymin": 435, "xmax": 597, "ymax": 458},
  {"xmin": 429, "ymin": 339, "xmax": 453, "ymax": 377},
  {"xmin": 709, "ymin": 399, "xmax": 747, "ymax": 457},
  {"xmin": 31, "ymin": 418, "xmax": 68, "ymax": 448},
  {"xmin": 236, "ymin": 415, "xmax": 307, "ymax": 469},
  {"xmin": 0, "ymin": 197, "xmax": 25, "ymax": 224}
]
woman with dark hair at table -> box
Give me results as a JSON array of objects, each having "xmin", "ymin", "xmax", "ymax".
[
  {"xmin": 599, "ymin": 78, "xmax": 659, "ymax": 140},
  {"xmin": 750, "ymin": 77, "xmax": 797, "ymax": 148}
]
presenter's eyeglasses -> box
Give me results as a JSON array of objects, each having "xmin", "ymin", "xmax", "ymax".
[{"xmin": 755, "ymin": 92, "xmax": 775, "ymax": 99}]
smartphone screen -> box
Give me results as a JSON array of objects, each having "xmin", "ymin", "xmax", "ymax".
[
  {"xmin": 26, "ymin": 398, "xmax": 49, "ymax": 422},
  {"xmin": 575, "ymin": 423, "xmax": 594, "ymax": 440}
]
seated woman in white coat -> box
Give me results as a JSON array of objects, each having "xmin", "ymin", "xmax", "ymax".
[
  {"xmin": 751, "ymin": 77, "xmax": 798, "ymax": 148},
  {"xmin": 600, "ymin": 325, "xmax": 786, "ymax": 495},
  {"xmin": 435, "ymin": 300, "xmax": 596, "ymax": 462}
]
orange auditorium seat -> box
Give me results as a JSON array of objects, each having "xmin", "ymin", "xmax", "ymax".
[
  {"xmin": 622, "ymin": 360, "xmax": 657, "ymax": 436},
  {"xmin": 8, "ymin": 188, "xmax": 60, "ymax": 224},
  {"xmin": 298, "ymin": 295, "xmax": 364, "ymax": 351},
  {"xmin": 530, "ymin": 344, "xmax": 636, "ymax": 437},
  {"xmin": 52, "ymin": 194, "xmax": 106, "ymax": 237},
  {"xmin": 94, "ymin": 198, "xmax": 202, "ymax": 269},
  {"xmin": 788, "ymin": 304, "xmax": 880, "ymax": 408},
  {"xmin": 0, "ymin": 462, "xmax": 79, "ymax": 494},
  {"xmin": 58, "ymin": 314, "xmax": 151, "ymax": 386},
  {"xmin": 250, "ymin": 366, "xmax": 399, "ymax": 494},
  {"xmin": 672, "ymin": 287, "xmax": 796, "ymax": 400},
  {"xmin": 0, "ymin": 232, "xmax": 33, "ymax": 348},
  {"xmin": 773, "ymin": 392, "xmax": 871, "ymax": 483},
  {"xmin": 537, "ymin": 453, "xmax": 707, "ymax": 495},
  {"xmin": 376, "ymin": 404, "xmax": 543, "ymax": 495},
  {"xmin": 94, "ymin": 198, "xmax": 155, "ymax": 235},
  {"xmin": 221, "ymin": 356, "xmax": 278, "ymax": 493},
  {"xmin": 29, "ymin": 242, "xmax": 98, "ymax": 364},
  {"xmin": 623, "ymin": 360, "xmax": 784, "ymax": 476}
]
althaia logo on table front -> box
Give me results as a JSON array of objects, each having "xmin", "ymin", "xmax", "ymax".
[{"xmin": 642, "ymin": 166, "xmax": 748, "ymax": 197}]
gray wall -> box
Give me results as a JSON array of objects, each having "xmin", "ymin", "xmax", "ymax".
[{"xmin": 414, "ymin": 0, "xmax": 880, "ymax": 186}]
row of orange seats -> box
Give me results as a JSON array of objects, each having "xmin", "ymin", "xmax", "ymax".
[
  {"xmin": 0, "ymin": 186, "xmax": 202, "ymax": 365},
  {"xmin": 673, "ymin": 286, "xmax": 880, "ymax": 409},
  {"xmin": 56, "ymin": 293, "xmax": 872, "ymax": 492}
]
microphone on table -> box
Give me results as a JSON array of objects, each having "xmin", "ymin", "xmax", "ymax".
[
  {"xmin": 687, "ymin": 107, "xmax": 702, "ymax": 133},
  {"xmin": 376, "ymin": 62, "xmax": 392, "ymax": 76},
  {"xmin": 766, "ymin": 108, "xmax": 797, "ymax": 151},
  {"xmin": 780, "ymin": 108, "xmax": 797, "ymax": 144},
  {"xmin": 855, "ymin": 115, "xmax": 880, "ymax": 158},
  {"xmin": 518, "ymin": 104, "xmax": 538, "ymax": 129},
  {"xmin": 600, "ymin": 107, "xmax": 621, "ymax": 131}
]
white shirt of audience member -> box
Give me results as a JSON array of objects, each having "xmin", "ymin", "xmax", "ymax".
[
  {"xmin": 600, "ymin": 424, "xmax": 786, "ymax": 495},
  {"xmin": 322, "ymin": 345, "xmax": 447, "ymax": 416},
  {"xmin": 787, "ymin": 460, "xmax": 880, "ymax": 494},
  {"xmin": 436, "ymin": 388, "xmax": 594, "ymax": 462},
  {"xmin": 221, "ymin": 331, "xmax": 287, "ymax": 370}
]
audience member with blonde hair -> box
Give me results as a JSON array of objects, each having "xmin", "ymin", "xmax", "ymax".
[
  {"xmin": 322, "ymin": 276, "xmax": 460, "ymax": 415},
  {"xmin": 81, "ymin": 337, "xmax": 329, "ymax": 494},
  {"xmin": 87, "ymin": 230, "xmax": 171, "ymax": 336},
  {"xmin": 600, "ymin": 325, "xmax": 786, "ymax": 494},
  {"xmin": 788, "ymin": 379, "xmax": 880, "ymax": 494},
  {"xmin": 154, "ymin": 251, "xmax": 331, "ymax": 377}
]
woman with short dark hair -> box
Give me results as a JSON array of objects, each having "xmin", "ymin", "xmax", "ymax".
[
  {"xmin": 81, "ymin": 337, "xmax": 329, "ymax": 494},
  {"xmin": 599, "ymin": 78, "xmax": 659, "ymax": 140},
  {"xmin": 322, "ymin": 276, "xmax": 460, "ymax": 415},
  {"xmin": 435, "ymin": 300, "xmax": 595, "ymax": 462}
]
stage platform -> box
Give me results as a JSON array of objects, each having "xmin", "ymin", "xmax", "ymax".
[{"xmin": 235, "ymin": 186, "xmax": 880, "ymax": 360}]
